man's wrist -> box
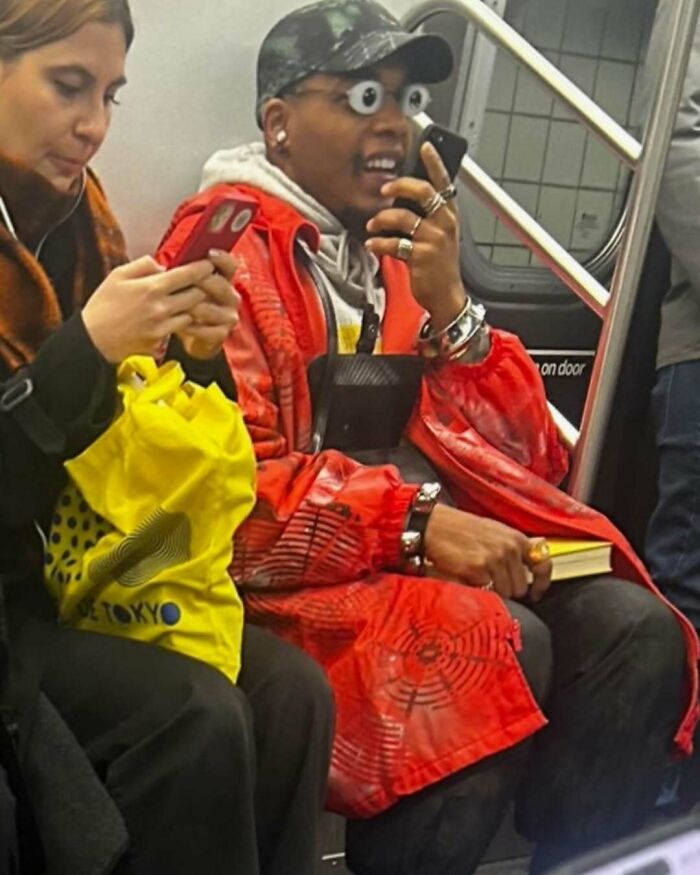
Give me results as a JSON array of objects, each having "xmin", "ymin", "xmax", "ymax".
[{"xmin": 425, "ymin": 285, "xmax": 468, "ymax": 333}]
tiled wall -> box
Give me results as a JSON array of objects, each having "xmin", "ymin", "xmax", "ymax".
[{"xmin": 464, "ymin": 0, "xmax": 657, "ymax": 268}]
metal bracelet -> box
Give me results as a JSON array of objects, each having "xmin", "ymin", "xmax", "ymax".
[
  {"xmin": 400, "ymin": 482, "xmax": 442, "ymax": 575},
  {"xmin": 418, "ymin": 298, "xmax": 487, "ymax": 361},
  {"xmin": 448, "ymin": 323, "xmax": 491, "ymax": 364},
  {"xmin": 413, "ymin": 482, "xmax": 442, "ymax": 513},
  {"xmin": 400, "ymin": 530, "xmax": 423, "ymax": 558}
]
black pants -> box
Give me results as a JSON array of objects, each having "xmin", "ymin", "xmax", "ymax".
[
  {"xmin": 0, "ymin": 766, "xmax": 17, "ymax": 875},
  {"xmin": 346, "ymin": 577, "xmax": 686, "ymax": 875},
  {"xmin": 41, "ymin": 623, "xmax": 334, "ymax": 875},
  {"xmin": 646, "ymin": 361, "xmax": 700, "ymax": 630}
]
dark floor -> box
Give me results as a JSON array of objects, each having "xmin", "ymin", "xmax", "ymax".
[
  {"xmin": 319, "ymin": 851, "xmax": 530, "ymax": 874},
  {"xmin": 476, "ymin": 861, "xmax": 530, "ymax": 875},
  {"xmin": 319, "ymin": 802, "xmax": 700, "ymax": 874},
  {"xmin": 319, "ymin": 857, "xmax": 529, "ymax": 875},
  {"xmin": 319, "ymin": 807, "xmax": 532, "ymax": 874}
]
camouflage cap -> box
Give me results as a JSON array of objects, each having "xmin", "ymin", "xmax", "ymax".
[{"xmin": 256, "ymin": 0, "xmax": 453, "ymax": 126}]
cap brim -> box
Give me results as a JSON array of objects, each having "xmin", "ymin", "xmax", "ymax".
[{"xmin": 321, "ymin": 30, "xmax": 453, "ymax": 84}]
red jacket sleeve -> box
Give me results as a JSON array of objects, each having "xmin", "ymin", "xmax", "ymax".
[
  {"xmin": 380, "ymin": 259, "xmax": 568, "ymax": 485},
  {"xmin": 423, "ymin": 329, "xmax": 569, "ymax": 485}
]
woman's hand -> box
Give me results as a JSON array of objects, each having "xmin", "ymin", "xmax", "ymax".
[
  {"xmin": 82, "ymin": 255, "xmax": 213, "ymax": 363},
  {"xmin": 364, "ymin": 142, "xmax": 466, "ymax": 332},
  {"xmin": 423, "ymin": 504, "xmax": 553, "ymax": 602},
  {"xmin": 176, "ymin": 250, "xmax": 241, "ymax": 360}
]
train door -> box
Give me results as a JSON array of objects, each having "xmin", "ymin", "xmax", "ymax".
[{"xmin": 417, "ymin": 0, "xmax": 654, "ymax": 446}]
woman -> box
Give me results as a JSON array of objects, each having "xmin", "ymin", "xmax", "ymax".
[{"xmin": 0, "ymin": 2, "xmax": 333, "ymax": 874}]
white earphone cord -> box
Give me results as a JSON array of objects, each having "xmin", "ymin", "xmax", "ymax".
[{"xmin": 0, "ymin": 194, "xmax": 18, "ymax": 240}]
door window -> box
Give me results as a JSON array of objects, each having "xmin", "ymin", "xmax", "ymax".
[{"xmin": 414, "ymin": 0, "xmax": 657, "ymax": 294}]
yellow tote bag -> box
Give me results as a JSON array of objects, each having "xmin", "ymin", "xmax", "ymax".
[{"xmin": 45, "ymin": 356, "xmax": 256, "ymax": 683}]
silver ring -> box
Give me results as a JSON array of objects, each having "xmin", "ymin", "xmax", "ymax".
[
  {"xmin": 439, "ymin": 184, "xmax": 458, "ymax": 202},
  {"xmin": 483, "ymin": 579, "xmax": 494, "ymax": 592},
  {"xmin": 396, "ymin": 237, "xmax": 414, "ymax": 261},
  {"xmin": 409, "ymin": 215, "xmax": 423, "ymax": 239},
  {"xmin": 423, "ymin": 192, "xmax": 446, "ymax": 218}
]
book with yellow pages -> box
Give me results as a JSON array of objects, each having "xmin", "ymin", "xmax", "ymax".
[{"xmin": 530, "ymin": 539, "xmax": 612, "ymax": 583}]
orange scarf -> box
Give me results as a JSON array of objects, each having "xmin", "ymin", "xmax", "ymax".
[{"xmin": 0, "ymin": 155, "xmax": 126, "ymax": 371}]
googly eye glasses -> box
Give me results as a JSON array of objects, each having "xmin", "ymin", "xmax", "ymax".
[
  {"xmin": 344, "ymin": 80, "xmax": 431, "ymax": 117},
  {"xmin": 289, "ymin": 79, "xmax": 432, "ymax": 118}
]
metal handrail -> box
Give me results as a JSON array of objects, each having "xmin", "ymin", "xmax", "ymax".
[
  {"xmin": 413, "ymin": 112, "xmax": 610, "ymax": 315},
  {"xmin": 457, "ymin": 131, "xmax": 611, "ymax": 316},
  {"xmin": 413, "ymin": 111, "xmax": 592, "ymax": 442},
  {"xmin": 405, "ymin": 0, "xmax": 700, "ymax": 503},
  {"xmin": 404, "ymin": 0, "xmax": 642, "ymax": 168},
  {"xmin": 547, "ymin": 402, "xmax": 580, "ymax": 453},
  {"xmin": 568, "ymin": 0, "xmax": 700, "ymax": 500}
]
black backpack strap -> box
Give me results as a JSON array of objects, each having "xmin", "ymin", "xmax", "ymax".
[
  {"xmin": 0, "ymin": 370, "xmax": 65, "ymax": 456},
  {"xmin": 304, "ymin": 258, "xmax": 339, "ymax": 454}
]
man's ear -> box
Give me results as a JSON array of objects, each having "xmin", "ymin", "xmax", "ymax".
[{"xmin": 262, "ymin": 99, "xmax": 291, "ymax": 154}]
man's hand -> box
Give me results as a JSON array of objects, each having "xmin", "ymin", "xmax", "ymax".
[
  {"xmin": 177, "ymin": 250, "xmax": 241, "ymax": 360},
  {"xmin": 424, "ymin": 504, "xmax": 553, "ymax": 601},
  {"xmin": 364, "ymin": 142, "xmax": 466, "ymax": 331}
]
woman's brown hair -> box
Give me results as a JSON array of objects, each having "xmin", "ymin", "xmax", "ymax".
[{"xmin": 0, "ymin": 0, "xmax": 134, "ymax": 59}]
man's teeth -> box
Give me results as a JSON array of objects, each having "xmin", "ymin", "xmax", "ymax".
[{"xmin": 365, "ymin": 158, "xmax": 397, "ymax": 172}]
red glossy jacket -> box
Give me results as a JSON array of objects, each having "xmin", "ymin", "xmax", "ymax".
[{"xmin": 158, "ymin": 184, "xmax": 699, "ymax": 818}]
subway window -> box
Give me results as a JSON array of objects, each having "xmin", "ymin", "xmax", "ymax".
[{"xmin": 413, "ymin": 0, "xmax": 657, "ymax": 291}]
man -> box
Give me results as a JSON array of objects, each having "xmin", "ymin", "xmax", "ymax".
[
  {"xmin": 644, "ymin": 2, "xmax": 700, "ymax": 640},
  {"xmin": 158, "ymin": 2, "xmax": 698, "ymax": 872},
  {"xmin": 643, "ymin": 0, "xmax": 700, "ymax": 809}
]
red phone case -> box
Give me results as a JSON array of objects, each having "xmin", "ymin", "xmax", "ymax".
[{"xmin": 167, "ymin": 194, "xmax": 258, "ymax": 267}]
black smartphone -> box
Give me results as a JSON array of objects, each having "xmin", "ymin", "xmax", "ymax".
[{"xmin": 395, "ymin": 123, "xmax": 468, "ymax": 215}]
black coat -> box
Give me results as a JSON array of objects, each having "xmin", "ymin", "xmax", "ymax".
[
  {"xmin": 0, "ymin": 310, "xmax": 125, "ymax": 874},
  {"xmin": 1, "ymin": 316, "xmax": 238, "ymax": 875},
  {"xmin": 0, "ymin": 171, "xmax": 236, "ymax": 871}
]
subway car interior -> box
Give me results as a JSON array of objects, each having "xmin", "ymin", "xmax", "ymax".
[
  {"xmin": 97, "ymin": 0, "xmax": 680, "ymax": 557},
  {"xmin": 85, "ymin": 0, "xmax": 697, "ymax": 871}
]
